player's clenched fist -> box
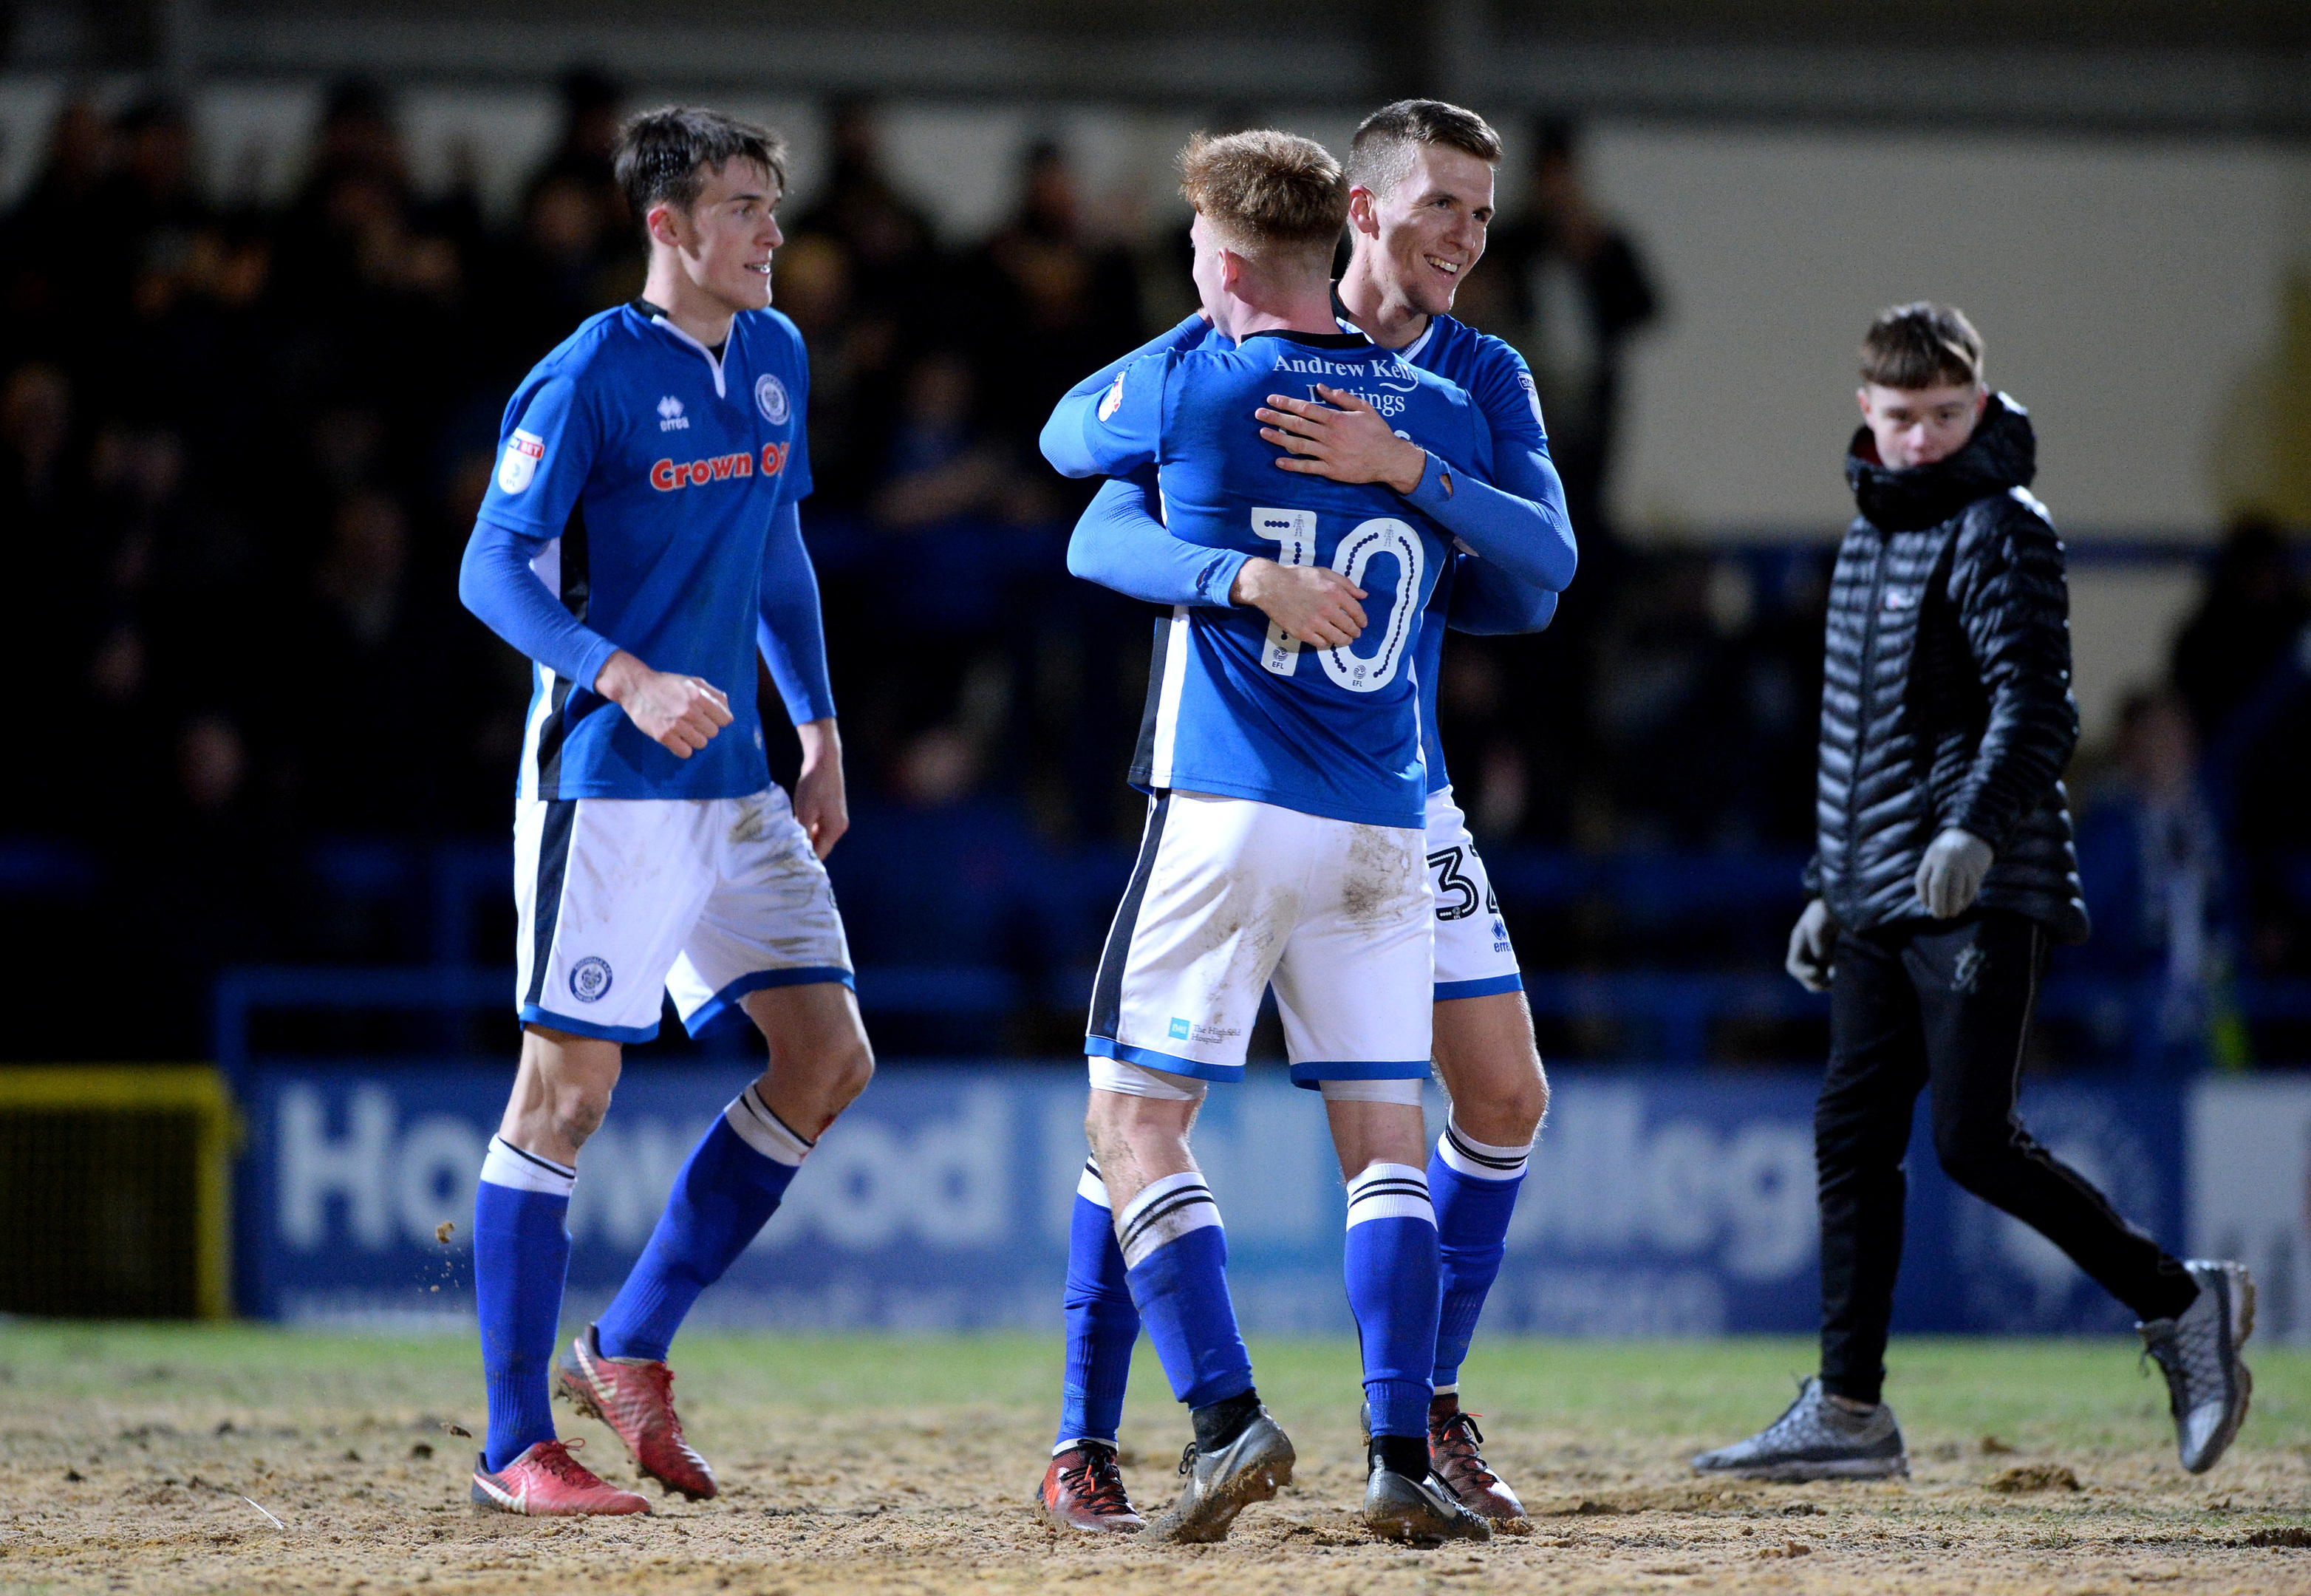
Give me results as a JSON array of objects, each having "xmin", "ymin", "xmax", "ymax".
[
  {"xmin": 595, "ymin": 649, "xmax": 734, "ymax": 757},
  {"xmin": 1231, "ymin": 557, "xmax": 1368, "ymax": 650}
]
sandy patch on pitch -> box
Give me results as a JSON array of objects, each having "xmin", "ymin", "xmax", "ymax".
[{"xmin": 4, "ymin": 1388, "xmax": 2307, "ymax": 1595}]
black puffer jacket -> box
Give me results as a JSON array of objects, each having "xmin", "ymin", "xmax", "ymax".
[{"xmin": 1806, "ymin": 394, "xmax": 2090, "ymax": 942}]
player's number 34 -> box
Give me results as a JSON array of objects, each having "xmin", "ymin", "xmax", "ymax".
[{"xmin": 1251, "ymin": 508, "xmax": 1424, "ymax": 694}]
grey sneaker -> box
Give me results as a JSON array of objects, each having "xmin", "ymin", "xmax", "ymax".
[
  {"xmin": 1691, "ymin": 1377, "xmax": 1908, "ymax": 1481},
  {"xmin": 1141, "ymin": 1408, "xmax": 1295, "ymax": 1544},
  {"xmin": 1363, "ymin": 1464, "xmax": 1493, "ymax": 1546},
  {"xmin": 2138, "ymin": 1259, "xmax": 2255, "ymax": 1474}
]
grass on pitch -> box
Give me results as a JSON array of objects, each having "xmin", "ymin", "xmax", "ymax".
[{"xmin": 4, "ymin": 1320, "xmax": 2307, "ymax": 1459}]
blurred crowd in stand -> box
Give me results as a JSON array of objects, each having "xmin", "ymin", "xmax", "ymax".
[{"xmin": 1, "ymin": 77, "xmax": 2304, "ymax": 1065}]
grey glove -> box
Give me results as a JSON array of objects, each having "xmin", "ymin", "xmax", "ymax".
[
  {"xmin": 1915, "ymin": 828, "xmax": 1993, "ymax": 920},
  {"xmin": 1786, "ymin": 898, "xmax": 1839, "ymax": 992}
]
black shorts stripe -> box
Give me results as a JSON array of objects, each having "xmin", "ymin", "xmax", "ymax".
[
  {"xmin": 523, "ymin": 799, "xmax": 579, "ymax": 1009},
  {"xmin": 1127, "ymin": 612, "xmax": 1172, "ymax": 790},
  {"xmin": 1088, "ymin": 792, "xmax": 1172, "ymax": 1043}
]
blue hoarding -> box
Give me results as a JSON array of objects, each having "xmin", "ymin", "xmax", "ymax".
[{"xmin": 236, "ymin": 1063, "xmax": 2183, "ymax": 1337}]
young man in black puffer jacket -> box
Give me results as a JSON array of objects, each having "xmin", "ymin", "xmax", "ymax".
[{"xmin": 1693, "ymin": 304, "xmax": 2254, "ymax": 1482}]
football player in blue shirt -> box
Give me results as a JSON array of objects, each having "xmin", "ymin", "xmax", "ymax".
[
  {"xmin": 1039, "ymin": 128, "xmax": 1541, "ymax": 1547},
  {"xmin": 455, "ymin": 107, "xmax": 873, "ymax": 1516},
  {"xmin": 1041, "ymin": 102, "xmax": 1569, "ymax": 1538}
]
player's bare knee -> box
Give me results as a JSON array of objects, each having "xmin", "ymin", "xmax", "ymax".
[
  {"xmin": 1501, "ymin": 1065, "xmax": 1549, "ymax": 1142},
  {"xmin": 554, "ymin": 1085, "xmax": 613, "ymax": 1150},
  {"xmin": 824, "ymin": 1035, "xmax": 875, "ymax": 1110}
]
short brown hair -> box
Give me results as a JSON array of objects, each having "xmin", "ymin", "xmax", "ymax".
[
  {"xmin": 1860, "ymin": 302, "xmax": 1985, "ymax": 391},
  {"xmin": 1178, "ymin": 130, "xmax": 1347, "ymax": 263},
  {"xmin": 615, "ymin": 106, "xmax": 786, "ymax": 226},
  {"xmin": 1345, "ymin": 99, "xmax": 1502, "ymax": 198}
]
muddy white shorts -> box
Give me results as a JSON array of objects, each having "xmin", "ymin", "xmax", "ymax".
[
  {"xmin": 1086, "ymin": 791, "xmax": 1433, "ymax": 1088},
  {"xmin": 1426, "ymin": 784, "xmax": 1522, "ymax": 1001},
  {"xmin": 513, "ymin": 787, "xmax": 853, "ymax": 1044}
]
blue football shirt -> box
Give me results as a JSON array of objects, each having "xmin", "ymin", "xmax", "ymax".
[
  {"xmin": 1068, "ymin": 330, "xmax": 1493, "ymax": 829},
  {"xmin": 476, "ymin": 301, "xmax": 813, "ymax": 801},
  {"xmin": 1382, "ymin": 309, "xmax": 1558, "ymax": 793}
]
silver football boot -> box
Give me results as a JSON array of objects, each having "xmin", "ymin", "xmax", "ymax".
[
  {"xmin": 2138, "ymin": 1260, "xmax": 2255, "ymax": 1474},
  {"xmin": 1141, "ymin": 1406, "xmax": 1296, "ymax": 1544},
  {"xmin": 1691, "ymin": 1377, "xmax": 1908, "ymax": 1481},
  {"xmin": 1363, "ymin": 1460, "xmax": 1493, "ymax": 1545}
]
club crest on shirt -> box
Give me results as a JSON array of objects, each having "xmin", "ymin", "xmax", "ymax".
[
  {"xmin": 1098, "ymin": 372, "xmax": 1126, "ymax": 422},
  {"xmin": 755, "ymin": 373, "xmax": 790, "ymax": 425},
  {"xmin": 498, "ymin": 429, "xmax": 545, "ymax": 494}
]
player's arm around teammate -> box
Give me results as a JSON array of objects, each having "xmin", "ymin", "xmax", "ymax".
[
  {"xmin": 1049, "ymin": 106, "xmax": 1565, "ymax": 1535},
  {"xmin": 455, "ymin": 108, "xmax": 870, "ymax": 1517}
]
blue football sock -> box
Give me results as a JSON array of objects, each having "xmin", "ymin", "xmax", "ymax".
[
  {"xmin": 595, "ymin": 1084, "xmax": 812, "ymax": 1364},
  {"xmin": 1343, "ymin": 1162, "xmax": 1439, "ymax": 1440},
  {"xmin": 1058, "ymin": 1158, "xmax": 1140, "ymax": 1450},
  {"xmin": 475, "ymin": 1136, "xmax": 577, "ymax": 1471},
  {"xmin": 1428, "ymin": 1118, "xmax": 1532, "ymax": 1392},
  {"xmin": 1116, "ymin": 1172, "xmax": 1252, "ymax": 1411}
]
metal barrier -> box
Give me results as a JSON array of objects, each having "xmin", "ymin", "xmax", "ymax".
[{"xmin": 0, "ymin": 1066, "xmax": 239, "ymax": 1319}]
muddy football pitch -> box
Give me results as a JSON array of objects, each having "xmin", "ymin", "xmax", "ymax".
[{"xmin": 1, "ymin": 1326, "xmax": 2307, "ymax": 1595}]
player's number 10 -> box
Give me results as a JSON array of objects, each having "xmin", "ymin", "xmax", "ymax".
[{"xmin": 1251, "ymin": 508, "xmax": 1425, "ymax": 695}]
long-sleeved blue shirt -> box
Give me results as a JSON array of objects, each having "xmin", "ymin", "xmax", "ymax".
[
  {"xmin": 456, "ymin": 301, "xmax": 833, "ymax": 801},
  {"xmin": 459, "ymin": 499, "xmax": 835, "ymax": 726},
  {"xmin": 1050, "ymin": 307, "xmax": 1572, "ymax": 794}
]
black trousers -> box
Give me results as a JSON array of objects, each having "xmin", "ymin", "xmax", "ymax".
[{"xmin": 1815, "ymin": 908, "xmax": 2197, "ymax": 1404}]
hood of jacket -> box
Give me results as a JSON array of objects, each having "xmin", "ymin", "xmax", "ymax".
[{"xmin": 1845, "ymin": 391, "xmax": 2035, "ymax": 533}]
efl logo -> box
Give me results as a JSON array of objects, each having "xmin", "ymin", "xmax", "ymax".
[
  {"xmin": 650, "ymin": 443, "xmax": 788, "ymax": 491},
  {"xmin": 497, "ymin": 429, "xmax": 545, "ymax": 494}
]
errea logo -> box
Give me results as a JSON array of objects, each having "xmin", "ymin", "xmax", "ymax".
[{"xmin": 658, "ymin": 395, "xmax": 689, "ymax": 432}]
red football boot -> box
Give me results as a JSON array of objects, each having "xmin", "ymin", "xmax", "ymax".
[
  {"xmin": 470, "ymin": 1438, "xmax": 649, "ymax": 1516},
  {"xmin": 1037, "ymin": 1442, "xmax": 1146, "ymax": 1533},
  {"xmin": 555, "ymin": 1325, "xmax": 718, "ymax": 1500},
  {"xmin": 1430, "ymin": 1401, "xmax": 1530, "ymax": 1533}
]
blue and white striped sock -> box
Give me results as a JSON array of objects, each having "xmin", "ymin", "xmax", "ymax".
[
  {"xmin": 1344, "ymin": 1162, "xmax": 1439, "ymax": 1440},
  {"xmin": 475, "ymin": 1136, "xmax": 577, "ymax": 1472},
  {"xmin": 1428, "ymin": 1119, "xmax": 1532, "ymax": 1394},
  {"xmin": 1118, "ymin": 1171, "xmax": 1252, "ymax": 1411}
]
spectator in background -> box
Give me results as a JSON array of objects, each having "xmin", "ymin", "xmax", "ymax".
[
  {"xmin": 2070, "ymin": 691, "xmax": 2232, "ymax": 1068},
  {"xmin": 794, "ymin": 98, "xmax": 939, "ymax": 321},
  {"xmin": 1488, "ymin": 120, "xmax": 1658, "ymax": 550},
  {"xmin": 960, "ymin": 140, "xmax": 1142, "ymax": 458},
  {"xmin": 289, "ymin": 490, "xmax": 449, "ymax": 829},
  {"xmin": 0, "ymin": 97, "xmax": 114, "ymax": 369},
  {"xmin": 771, "ymin": 231, "xmax": 898, "ymax": 511},
  {"xmin": 523, "ymin": 67, "xmax": 629, "ymax": 240},
  {"xmin": 493, "ymin": 67, "xmax": 638, "ymax": 374},
  {"xmin": 871, "ymin": 350, "xmax": 1048, "ymax": 530},
  {"xmin": 2171, "ymin": 514, "xmax": 2309, "ymax": 746}
]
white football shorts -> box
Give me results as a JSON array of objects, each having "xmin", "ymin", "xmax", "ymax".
[
  {"xmin": 513, "ymin": 786, "xmax": 853, "ymax": 1044},
  {"xmin": 1086, "ymin": 790, "xmax": 1433, "ymax": 1088},
  {"xmin": 1426, "ymin": 784, "xmax": 1522, "ymax": 1001}
]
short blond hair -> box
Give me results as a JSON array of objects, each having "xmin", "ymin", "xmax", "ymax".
[{"xmin": 1178, "ymin": 130, "xmax": 1347, "ymax": 265}]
